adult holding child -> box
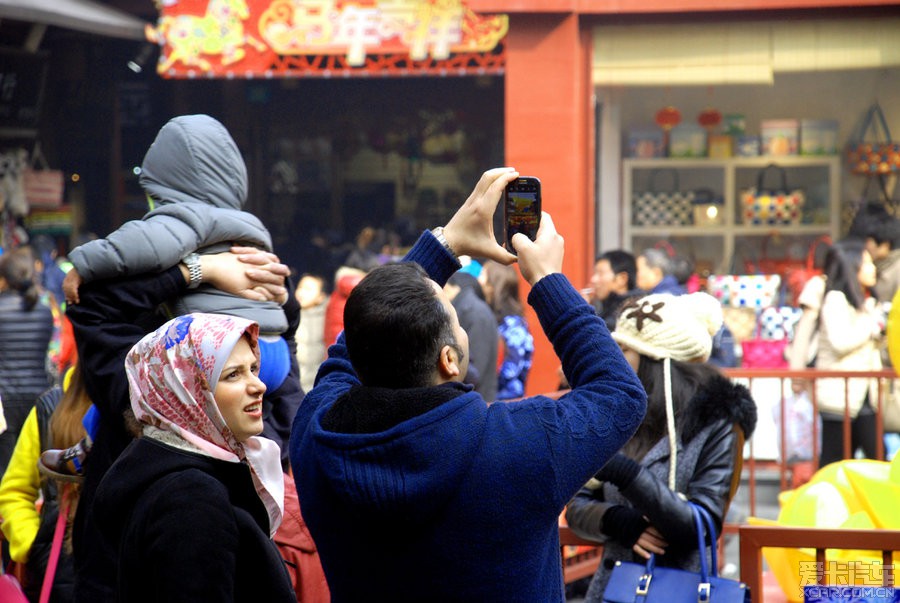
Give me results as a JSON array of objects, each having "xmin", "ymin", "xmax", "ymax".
[
  {"xmin": 290, "ymin": 167, "xmax": 648, "ymax": 602},
  {"xmin": 65, "ymin": 249, "xmax": 291, "ymax": 602},
  {"xmin": 85, "ymin": 311, "xmax": 295, "ymax": 602}
]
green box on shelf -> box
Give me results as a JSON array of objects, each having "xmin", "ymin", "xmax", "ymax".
[
  {"xmin": 800, "ymin": 119, "xmax": 839, "ymax": 155},
  {"xmin": 668, "ymin": 124, "xmax": 707, "ymax": 158}
]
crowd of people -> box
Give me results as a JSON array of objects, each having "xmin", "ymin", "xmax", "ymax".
[{"xmin": 0, "ymin": 111, "xmax": 894, "ymax": 602}]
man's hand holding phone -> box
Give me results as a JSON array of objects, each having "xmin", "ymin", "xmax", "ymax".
[
  {"xmin": 514, "ymin": 212, "xmax": 564, "ymax": 286},
  {"xmin": 504, "ymin": 176, "xmax": 541, "ymax": 255}
]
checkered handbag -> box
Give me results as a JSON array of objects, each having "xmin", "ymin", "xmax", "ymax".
[
  {"xmin": 758, "ymin": 306, "xmax": 803, "ymax": 341},
  {"xmin": 632, "ymin": 169, "xmax": 694, "ymax": 226},
  {"xmin": 707, "ymin": 274, "xmax": 782, "ymax": 309},
  {"xmin": 740, "ymin": 164, "xmax": 805, "ymax": 226}
]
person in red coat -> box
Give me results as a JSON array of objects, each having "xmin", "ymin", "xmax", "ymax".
[{"xmin": 323, "ymin": 266, "xmax": 366, "ymax": 347}]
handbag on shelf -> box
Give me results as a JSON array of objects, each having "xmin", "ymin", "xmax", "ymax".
[
  {"xmin": 22, "ymin": 143, "xmax": 65, "ymax": 211},
  {"xmin": 741, "ymin": 309, "xmax": 792, "ymax": 369},
  {"xmin": 739, "ymin": 164, "xmax": 805, "ymax": 226},
  {"xmin": 707, "ymin": 274, "xmax": 781, "ymax": 309},
  {"xmin": 743, "ymin": 233, "xmax": 808, "ymax": 277},
  {"xmin": 632, "ymin": 169, "xmax": 694, "ymax": 227},
  {"xmin": 603, "ymin": 503, "xmax": 750, "ymax": 603},
  {"xmin": 845, "ymin": 103, "xmax": 900, "ymax": 175}
]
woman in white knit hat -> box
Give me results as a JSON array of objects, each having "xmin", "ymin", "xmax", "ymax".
[{"xmin": 565, "ymin": 292, "xmax": 757, "ymax": 602}]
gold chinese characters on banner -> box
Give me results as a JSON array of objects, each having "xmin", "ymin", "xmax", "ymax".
[{"xmin": 146, "ymin": 0, "xmax": 508, "ymax": 78}]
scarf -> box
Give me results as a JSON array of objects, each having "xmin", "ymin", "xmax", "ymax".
[{"xmin": 125, "ymin": 313, "xmax": 284, "ymax": 535}]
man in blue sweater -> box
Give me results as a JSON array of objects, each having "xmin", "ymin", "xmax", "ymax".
[{"xmin": 290, "ymin": 167, "xmax": 647, "ymax": 602}]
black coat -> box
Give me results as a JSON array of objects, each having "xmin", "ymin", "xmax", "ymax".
[
  {"xmin": 450, "ymin": 280, "xmax": 498, "ymax": 402},
  {"xmin": 90, "ymin": 437, "xmax": 295, "ymax": 603},
  {"xmin": 67, "ymin": 267, "xmax": 302, "ymax": 600},
  {"xmin": 566, "ymin": 373, "xmax": 757, "ymax": 600}
]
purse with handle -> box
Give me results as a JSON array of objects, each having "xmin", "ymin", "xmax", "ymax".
[
  {"xmin": 845, "ymin": 103, "xmax": 900, "ymax": 175},
  {"xmin": 739, "ymin": 164, "xmax": 805, "ymax": 226},
  {"xmin": 632, "ymin": 169, "xmax": 695, "ymax": 227},
  {"xmin": 603, "ymin": 503, "xmax": 750, "ymax": 603},
  {"xmin": 741, "ymin": 309, "xmax": 791, "ymax": 369}
]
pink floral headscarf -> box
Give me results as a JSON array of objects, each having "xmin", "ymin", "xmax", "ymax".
[{"xmin": 125, "ymin": 313, "xmax": 284, "ymax": 535}]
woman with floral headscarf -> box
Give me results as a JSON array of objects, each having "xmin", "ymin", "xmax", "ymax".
[{"xmin": 87, "ymin": 312, "xmax": 295, "ymax": 602}]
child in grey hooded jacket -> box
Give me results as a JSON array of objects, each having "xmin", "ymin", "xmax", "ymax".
[{"xmin": 58, "ymin": 114, "xmax": 298, "ymax": 465}]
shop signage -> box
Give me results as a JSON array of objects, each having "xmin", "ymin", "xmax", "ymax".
[{"xmin": 147, "ymin": 0, "xmax": 507, "ymax": 78}]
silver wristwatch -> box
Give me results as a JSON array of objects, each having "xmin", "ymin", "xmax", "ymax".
[
  {"xmin": 182, "ymin": 252, "xmax": 202, "ymax": 289},
  {"xmin": 431, "ymin": 227, "xmax": 457, "ymax": 259}
]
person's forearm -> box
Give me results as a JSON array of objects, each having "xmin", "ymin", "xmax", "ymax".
[
  {"xmin": 403, "ymin": 230, "xmax": 461, "ymax": 287},
  {"xmin": 67, "ymin": 267, "xmax": 186, "ymax": 415}
]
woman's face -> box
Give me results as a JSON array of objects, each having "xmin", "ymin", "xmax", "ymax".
[
  {"xmin": 858, "ymin": 250, "xmax": 877, "ymax": 289},
  {"xmin": 618, "ymin": 343, "xmax": 641, "ymax": 373},
  {"xmin": 213, "ymin": 336, "xmax": 266, "ymax": 442},
  {"xmin": 478, "ymin": 269, "xmax": 494, "ymax": 304}
]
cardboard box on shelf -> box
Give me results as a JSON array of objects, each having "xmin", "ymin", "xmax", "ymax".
[
  {"xmin": 761, "ymin": 119, "xmax": 799, "ymax": 155},
  {"xmin": 800, "ymin": 119, "xmax": 839, "ymax": 155},
  {"xmin": 736, "ymin": 135, "xmax": 761, "ymax": 157},
  {"xmin": 668, "ymin": 124, "xmax": 707, "ymax": 158},
  {"xmin": 708, "ymin": 134, "xmax": 733, "ymax": 158},
  {"xmin": 627, "ymin": 127, "xmax": 665, "ymax": 158}
]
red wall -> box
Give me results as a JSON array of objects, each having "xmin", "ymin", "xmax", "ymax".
[{"xmin": 504, "ymin": 13, "xmax": 594, "ymax": 395}]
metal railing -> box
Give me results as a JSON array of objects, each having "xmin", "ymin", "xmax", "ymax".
[{"xmin": 556, "ymin": 367, "xmax": 898, "ymax": 587}]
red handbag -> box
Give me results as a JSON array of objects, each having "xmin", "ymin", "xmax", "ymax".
[{"xmin": 783, "ymin": 236, "xmax": 831, "ymax": 307}]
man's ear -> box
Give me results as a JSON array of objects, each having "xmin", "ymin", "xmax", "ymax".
[{"xmin": 437, "ymin": 344, "xmax": 461, "ymax": 380}]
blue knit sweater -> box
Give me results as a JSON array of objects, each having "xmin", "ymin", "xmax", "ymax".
[{"xmin": 290, "ymin": 230, "xmax": 647, "ymax": 602}]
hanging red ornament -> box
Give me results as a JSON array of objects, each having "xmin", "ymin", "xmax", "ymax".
[
  {"xmin": 697, "ymin": 107, "xmax": 722, "ymax": 130},
  {"xmin": 654, "ymin": 106, "xmax": 682, "ymax": 131}
]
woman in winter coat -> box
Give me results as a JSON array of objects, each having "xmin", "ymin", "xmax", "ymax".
[
  {"xmin": 0, "ymin": 246, "xmax": 55, "ymax": 474},
  {"xmin": 813, "ymin": 238, "xmax": 883, "ymax": 466},
  {"xmin": 0, "ymin": 365, "xmax": 91, "ymax": 602},
  {"xmin": 566, "ymin": 292, "xmax": 757, "ymax": 601},
  {"xmin": 87, "ymin": 312, "xmax": 295, "ymax": 602},
  {"xmin": 479, "ymin": 260, "xmax": 534, "ymax": 400}
]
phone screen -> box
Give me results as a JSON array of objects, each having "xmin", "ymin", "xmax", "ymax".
[{"xmin": 504, "ymin": 177, "xmax": 541, "ymax": 253}]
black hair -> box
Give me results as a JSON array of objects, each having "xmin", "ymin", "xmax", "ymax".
[
  {"xmin": 598, "ymin": 250, "xmax": 637, "ymax": 291},
  {"xmin": 482, "ymin": 261, "xmax": 523, "ymax": 322},
  {"xmin": 870, "ymin": 216, "xmax": 900, "ymax": 249},
  {"xmin": 0, "ymin": 246, "xmax": 39, "ymax": 310},
  {"xmin": 447, "ymin": 271, "xmax": 486, "ymax": 301},
  {"xmin": 670, "ymin": 256, "xmax": 695, "ymax": 286},
  {"xmin": 823, "ymin": 238, "xmax": 868, "ymax": 310},
  {"xmin": 344, "ymin": 262, "xmax": 458, "ymax": 388},
  {"xmin": 622, "ymin": 356, "xmax": 721, "ymax": 460}
]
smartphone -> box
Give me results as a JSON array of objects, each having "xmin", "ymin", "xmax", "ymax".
[{"xmin": 504, "ymin": 176, "xmax": 542, "ymax": 254}]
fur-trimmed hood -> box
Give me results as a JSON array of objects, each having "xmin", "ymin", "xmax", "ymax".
[{"xmin": 681, "ymin": 373, "xmax": 757, "ymax": 444}]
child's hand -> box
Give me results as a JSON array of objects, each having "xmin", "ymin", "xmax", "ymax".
[{"xmin": 63, "ymin": 268, "xmax": 83, "ymax": 305}]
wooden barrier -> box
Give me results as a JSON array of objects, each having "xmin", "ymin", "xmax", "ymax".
[
  {"xmin": 559, "ymin": 526, "xmax": 603, "ymax": 584},
  {"xmin": 738, "ymin": 525, "xmax": 899, "ymax": 603}
]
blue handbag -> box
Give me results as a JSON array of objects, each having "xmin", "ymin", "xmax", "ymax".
[{"xmin": 603, "ymin": 504, "xmax": 750, "ymax": 603}]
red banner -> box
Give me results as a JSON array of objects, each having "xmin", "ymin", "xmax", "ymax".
[{"xmin": 146, "ymin": 0, "xmax": 507, "ymax": 78}]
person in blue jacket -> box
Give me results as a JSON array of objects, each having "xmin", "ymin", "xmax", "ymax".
[{"xmin": 289, "ymin": 167, "xmax": 648, "ymax": 602}]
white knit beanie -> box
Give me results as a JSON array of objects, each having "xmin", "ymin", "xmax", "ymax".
[{"xmin": 612, "ymin": 292, "xmax": 723, "ymax": 363}]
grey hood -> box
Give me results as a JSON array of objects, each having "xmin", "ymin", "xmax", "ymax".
[{"xmin": 140, "ymin": 114, "xmax": 248, "ymax": 210}]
